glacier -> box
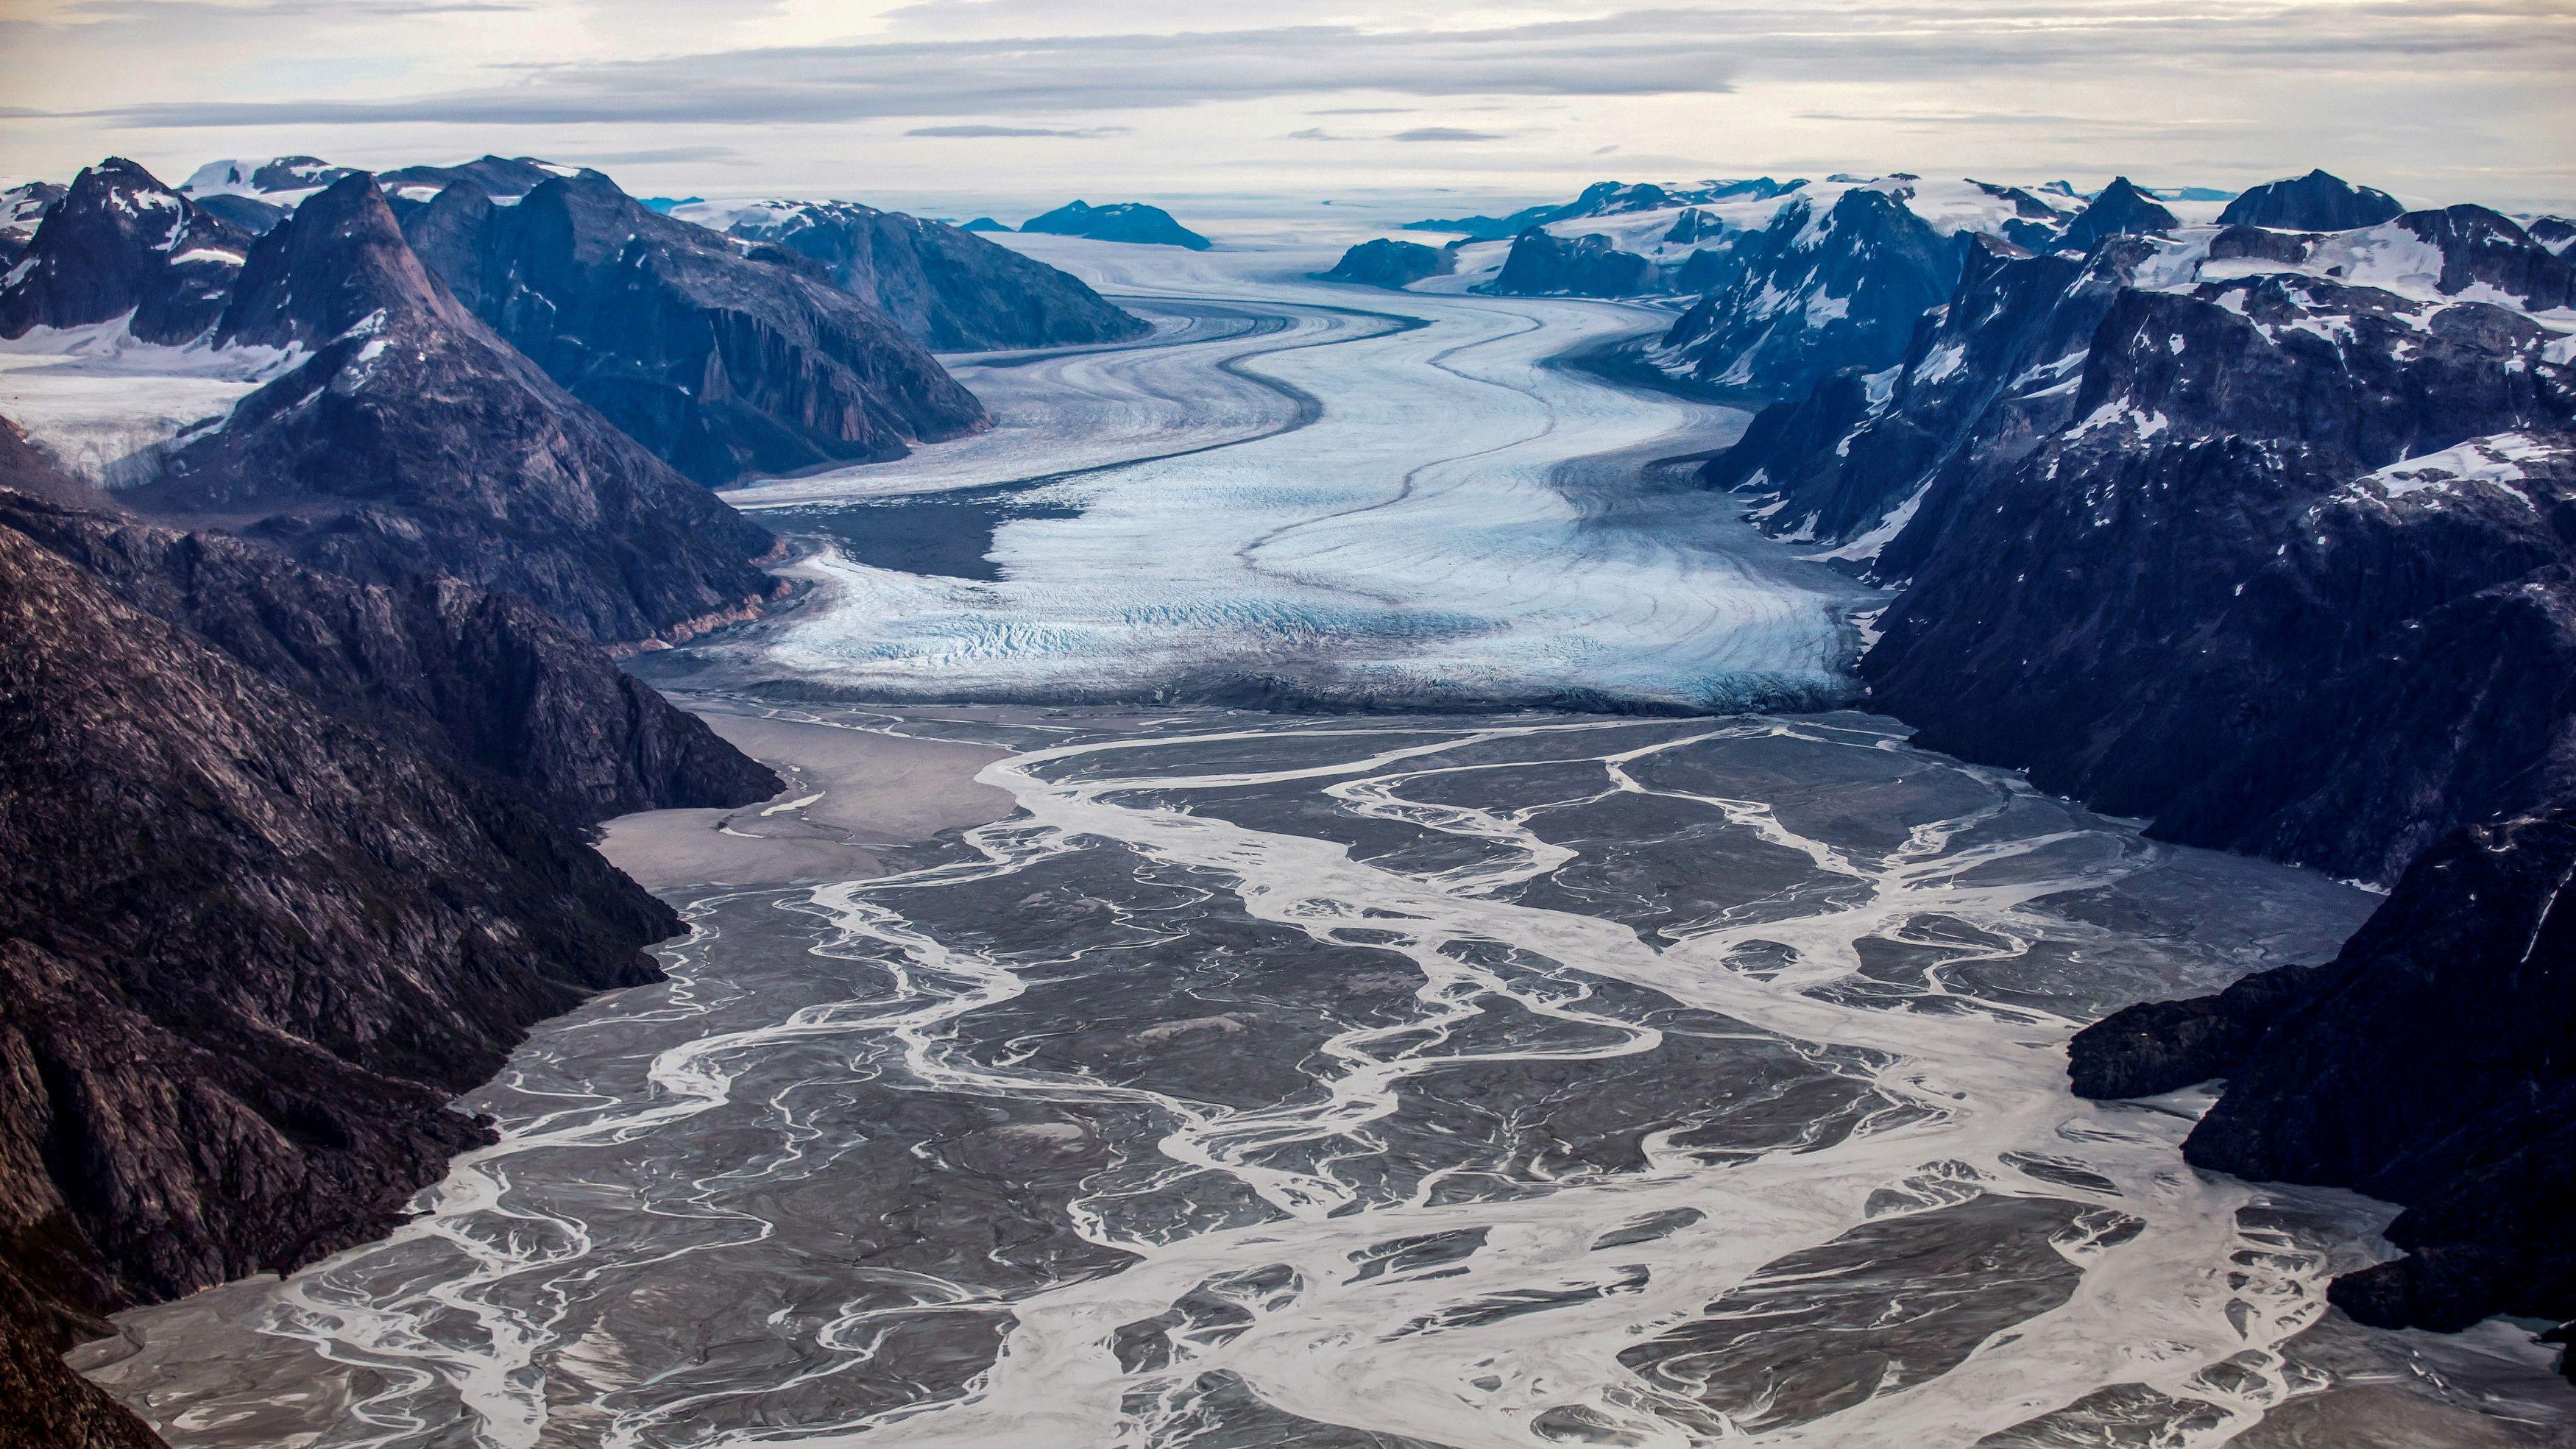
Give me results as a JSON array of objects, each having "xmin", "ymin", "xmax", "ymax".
[{"xmin": 701, "ymin": 235, "xmax": 1879, "ymax": 712}]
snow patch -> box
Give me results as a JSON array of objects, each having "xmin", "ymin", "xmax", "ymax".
[
  {"xmin": 1806, "ymin": 477, "xmax": 1932, "ymax": 564},
  {"xmin": 2346, "ymin": 433, "xmax": 2552, "ymax": 508},
  {"xmin": 1913, "ymin": 343, "xmax": 1967, "ymax": 385}
]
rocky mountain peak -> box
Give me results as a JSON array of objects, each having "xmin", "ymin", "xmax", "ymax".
[
  {"xmin": 216, "ymin": 170, "xmax": 454, "ymax": 350},
  {"xmin": 2395, "ymin": 204, "xmax": 2576, "ymax": 311},
  {"xmin": 1655, "ymin": 179, "xmax": 1961, "ymax": 399},
  {"xmin": 0, "ymin": 157, "xmax": 245, "ymax": 344},
  {"xmin": 2218, "ymin": 169, "xmax": 2405, "ymax": 231},
  {"xmin": 2052, "ymin": 176, "xmax": 2180, "ymax": 255}
]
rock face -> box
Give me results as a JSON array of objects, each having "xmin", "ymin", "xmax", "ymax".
[
  {"xmin": 1019, "ymin": 200, "xmax": 1211, "ymax": 250},
  {"xmin": 1656, "ymin": 184, "xmax": 1964, "ymax": 400},
  {"xmin": 126, "ymin": 172, "xmax": 780, "ymax": 647},
  {"xmin": 0, "ymin": 479, "xmax": 774, "ymax": 1429},
  {"xmin": 1485, "ymin": 228, "xmax": 1657, "ymax": 297},
  {"xmin": 682, "ymin": 199, "xmax": 1147, "ymax": 351},
  {"xmin": 0, "ymin": 486, "xmax": 779, "ymax": 829},
  {"xmin": 0, "ymin": 181, "xmax": 65, "ymax": 269},
  {"xmin": 0, "ymin": 159, "xmax": 245, "ymax": 344},
  {"xmin": 1319, "ymin": 237, "xmax": 1454, "ymax": 289},
  {"xmin": 0, "ymin": 1266, "xmax": 158, "ymax": 1449},
  {"xmin": 2536, "ymin": 216, "xmax": 2576, "ymax": 257},
  {"xmin": 394, "ymin": 168, "xmax": 988, "ymax": 483},
  {"xmin": 1711, "ymin": 200, "xmax": 2576, "ymax": 885},
  {"xmin": 2070, "ymin": 807, "xmax": 2576, "ymax": 1342},
  {"xmin": 0, "ymin": 419, "xmax": 777, "ymax": 1439},
  {"xmin": 2218, "ymin": 169, "xmax": 2405, "ymax": 232}
]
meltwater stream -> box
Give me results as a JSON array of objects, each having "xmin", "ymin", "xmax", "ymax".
[{"xmin": 88, "ymin": 706, "xmax": 2385, "ymax": 1448}]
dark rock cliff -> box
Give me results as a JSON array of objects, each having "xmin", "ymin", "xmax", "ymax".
[
  {"xmin": 2070, "ymin": 807, "xmax": 2576, "ymax": 1347},
  {"xmin": 2218, "ymin": 169, "xmax": 2405, "ymax": 232},
  {"xmin": 0, "ymin": 416, "xmax": 778, "ymax": 1438},
  {"xmin": 394, "ymin": 169, "xmax": 988, "ymax": 486},
  {"xmin": 1864, "ymin": 244, "xmax": 2576, "ymax": 884},
  {"xmin": 0, "ymin": 500, "xmax": 682, "ymax": 1428},
  {"xmin": 1019, "ymin": 200, "xmax": 1211, "ymax": 250},
  {"xmin": 0, "ymin": 487, "xmax": 779, "ymax": 829},
  {"xmin": 126, "ymin": 172, "xmax": 780, "ymax": 648},
  {"xmin": 1319, "ymin": 238, "xmax": 1454, "ymax": 290},
  {"xmin": 705, "ymin": 200, "xmax": 1148, "ymax": 352},
  {"xmin": 0, "ymin": 160, "xmax": 244, "ymax": 345}
]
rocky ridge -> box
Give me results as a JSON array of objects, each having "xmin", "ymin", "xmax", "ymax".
[
  {"xmin": 1019, "ymin": 199, "xmax": 1211, "ymax": 250},
  {"xmin": 0, "ymin": 180, "xmax": 65, "ymax": 269},
  {"xmin": 392, "ymin": 166, "xmax": 988, "ymax": 485},
  {"xmin": 1318, "ymin": 237, "xmax": 1455, "ymax": 289},
  {"xmin": 676, "ymin": 197, "xmax": 1148, "ymax": 351},
  {"xmin": 1711, "ymin": 186, "xmax": 2576, "ymax": 881},
  {"xmin": 124, "ymin": 171, "xmax": 782, "ymax": 646}
]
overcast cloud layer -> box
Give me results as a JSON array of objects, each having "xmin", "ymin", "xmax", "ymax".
[{"xmin": 1, "ymin": 0, "xmax": 2569, "ymax": 215}]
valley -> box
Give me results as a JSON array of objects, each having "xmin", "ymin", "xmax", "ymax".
[{"xmin": 59, "ymin": 235, "xmax": 2576, "ymax": 1448}]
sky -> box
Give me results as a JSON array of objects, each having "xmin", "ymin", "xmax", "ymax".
[{"xmin": 2, "ymin": 0, "xmax": 2572, "ymax": 220}]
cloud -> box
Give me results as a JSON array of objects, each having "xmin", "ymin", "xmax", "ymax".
[
  {"xmin": 1286, "ymin": 127, "xmax": 1338, "ymax": 141},
  {"xmin": 905, "ymin": 123, "xmax": 1129, "ymax": 138},
  {"xmin": 1390, "ymin": 127, "xmax": 1504, "ymax": 143},
  {"xmin": 52, "ymin": 1, "xmax": 2575, "ymax": 135},
  {"xmin": 48, "ymin": 0, "xmax": 531, "ymax": 18},
  {"xmin": 552, "ymin": 144, "xmax": 740, "ymax": 164},
  {"xmin": 63, "ymin": 17, "xmax": 1748, "ymax": 128}
]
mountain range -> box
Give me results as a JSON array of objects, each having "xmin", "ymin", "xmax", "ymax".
[{"xmin": 1694, "ymin": 169, "xmax": 2576, "ymax": 1342}]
